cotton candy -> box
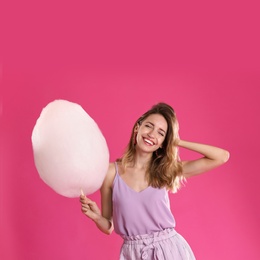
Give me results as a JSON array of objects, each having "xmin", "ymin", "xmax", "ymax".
[{"xmin": 32, "ymin": 100, "xmax": 109, "ymax": 197}]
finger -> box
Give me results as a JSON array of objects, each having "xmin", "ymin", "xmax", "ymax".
[
  {"xmin": 81, "ymin": 205, "xmax": 90, "ymax": 213},
  {"xmin": 80, "ymin": 195, "xmax": 92, "ymax": 203},
  {"xmin": 81, "ymin": 208, "xmax": 96, "ymax": 219},
  {"xmin": 81, "ymin": 207, "xmax": 89, "ymax": 213},
  {"xmin": 80, "ymin": 196, "xmax": 87, "ymax": 202},
  {"xmin": 83, "ymin": 197, "xmax": 94, "ymax": 205},
  {"xmin": 82, "ymin": 204, "xmax": 90, "ymax": 209}
]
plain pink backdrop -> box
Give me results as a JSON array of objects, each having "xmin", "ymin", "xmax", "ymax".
[{"xmin": 1, "ymin": 0, "xmax": 260, "ymax": 259}]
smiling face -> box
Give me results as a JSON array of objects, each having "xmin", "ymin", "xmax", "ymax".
[{"xmin": 135, "ymin": 113, "xmax": 168, "ymax": 153}]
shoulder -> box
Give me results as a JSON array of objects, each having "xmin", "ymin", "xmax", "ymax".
[
  {"xmin": 107, "ymin": 162, "xmax": 117, "ymax": 177},
  {"xmin": 102, "ymin": 162, "xmax": 117, "ymax": 189}
]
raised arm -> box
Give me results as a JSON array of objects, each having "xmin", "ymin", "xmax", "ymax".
[
  {"xmin": 178, "ymin": 140, "xmax": 230, "ymax": 178},
  {"xmin": 80, "ymin": 163, "xmax": 115, "ymax": 235}
]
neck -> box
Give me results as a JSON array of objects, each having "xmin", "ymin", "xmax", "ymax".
[{"xmin": 131, "ymin": 149, "xmax": 153, "ymax": 170}]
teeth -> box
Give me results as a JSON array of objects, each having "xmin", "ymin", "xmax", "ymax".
[{"xmin": 144, "ymin": 138, "xmax": 153, "ymax": 145}]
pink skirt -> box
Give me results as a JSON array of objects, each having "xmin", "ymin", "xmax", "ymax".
[{"xmin": 120, "ymin": 228, "xmax": 196, "ymax": 260}]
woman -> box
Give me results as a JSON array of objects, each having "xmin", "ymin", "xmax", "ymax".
[{"xmin": 80, "ymin": 103, "xmax": 230, "ymax": 259}]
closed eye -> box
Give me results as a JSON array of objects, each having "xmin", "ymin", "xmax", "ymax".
[{"xmin": 159, "ymin": 132, "xmax": 165, "ymax": 137}]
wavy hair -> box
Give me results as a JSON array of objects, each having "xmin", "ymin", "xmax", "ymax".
[{"xmin": 119, "ymin": 103, "xmax": 184, "ymax": 193}]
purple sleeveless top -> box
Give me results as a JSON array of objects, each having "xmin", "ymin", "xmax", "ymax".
[{"xmin": 112, "ymin": 162, "xmax": 176, "ymax": 236}]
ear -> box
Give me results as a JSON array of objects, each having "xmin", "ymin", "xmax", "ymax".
[{"xmin": 134, "ymin": 124, "xmax": 139, "ymax": 132}]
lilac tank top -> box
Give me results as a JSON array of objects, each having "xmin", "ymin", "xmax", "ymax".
[{"xmin": 112, "ymin": 162, "xmax": 176, "ymax": 236}]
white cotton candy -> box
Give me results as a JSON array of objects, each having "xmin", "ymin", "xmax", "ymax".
[{"xmin": 32, "ymin": 100, "xmax": 109, "ymax": 198}]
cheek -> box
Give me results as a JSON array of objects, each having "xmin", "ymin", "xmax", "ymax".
[
  {"xmin": 159, "ymin": 137, "xmax": 166, "ymax": 146},
  {"xmin": 136, "ymin": 132, "xmax": 142, "ymax": 141}
]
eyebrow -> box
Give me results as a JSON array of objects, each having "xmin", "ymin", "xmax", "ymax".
[{"xmin": 146, "ymin": 121, "xmax": 166, "ymax": 133}]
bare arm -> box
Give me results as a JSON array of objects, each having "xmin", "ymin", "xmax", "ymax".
[
  {"xmin": 80, "ymin": 163, "xmax": 115, "ymax": 235},
  {"xmin": 178, "ymin": 140, "xmax": 230, "ymax": 178}
]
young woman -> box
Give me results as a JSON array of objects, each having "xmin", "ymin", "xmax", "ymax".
[{"xmin": 80, "ymin": 103, "xmax": 230, "ymax": 259}]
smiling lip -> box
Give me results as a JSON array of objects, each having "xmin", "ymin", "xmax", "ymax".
[{"xmin": 143, "ymin": 137, "xmax": 155, "ymax": 146}]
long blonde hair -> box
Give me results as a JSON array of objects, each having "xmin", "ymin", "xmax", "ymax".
[{"xmin": 119, "ymin": 103, "xmax": 184, "ymax": 193}]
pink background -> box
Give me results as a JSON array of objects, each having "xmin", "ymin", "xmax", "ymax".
[{"xmin": 1, "ymin": 0, "xmax": 259, "ymax": 259}]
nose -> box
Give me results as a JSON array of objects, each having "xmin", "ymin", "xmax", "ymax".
[{"xmin": 147, "ymin": 129, "xmax": 155, "ymax": 138}]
